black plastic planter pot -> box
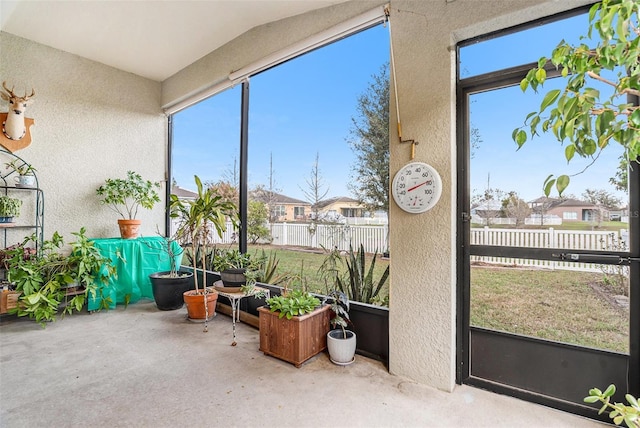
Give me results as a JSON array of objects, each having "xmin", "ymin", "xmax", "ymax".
[
  {"xmin": 220, "ymin": 268, "xmax": 246, "ymax": 286},
  {"xmin": 150, "ymin": 271, "xmax": 195, "ymax": 310}
]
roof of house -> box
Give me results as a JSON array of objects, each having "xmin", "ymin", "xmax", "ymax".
[
  {"xmin": 473, "ymin": 200, "xmax": 502, "ymax": 211},
  {"xmin": 529, "ymin": 196, "xmax": 560, "ymax": 204},
  {"xmin": 171, "ymin": 185, "xmax": 197, "ymax": 199},
  {"xmin": 249, "ymin": 190, "xmax": 308, "ymax": 205},
  {"xmin": 315, "ymin": 196, "xmax": 360, "ymax": 209},
  {"xmin": 553, "ymin": 198, "xmax": 598, "ymax": 208}
]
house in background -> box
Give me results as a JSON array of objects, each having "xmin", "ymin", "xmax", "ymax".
[
  {"xmin": 171, "ymin": 184, "xmax": 197, "ymax": 201},
  {"xmin": 250, "ymin": 190, "xmax": 310, "ymax": 222},
  {"xmin": 546, "ymin": 198, "xmax": 609, "ymax": 223},
  {"xmin": 313, "ymin": 196, "xmax": 367, "ymax": 223},
  {"xmin": 609, "ymin": 205, "xmax": 628, "ymax": 221}
]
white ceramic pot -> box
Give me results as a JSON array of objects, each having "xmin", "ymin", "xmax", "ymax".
[
  {"xmin": 14, "ymin": 174, "xmax": 35, "ymax": 188},
  {"xmin": 327, "ymin": 329, "xmax": 356, "ymax": 365}
]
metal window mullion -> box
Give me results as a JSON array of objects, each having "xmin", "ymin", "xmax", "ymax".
[{"xmin": 239, "ymin": 81, "xmax": 249, "ymax": 253}]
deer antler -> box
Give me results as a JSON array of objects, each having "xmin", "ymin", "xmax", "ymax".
[
  {"xmin": 2, "ymin": 81, "xmax": 15, "ymax": 97},
  {"xmin": 24, "ymin": 88, "xmax": 35, "ymax": 99}
]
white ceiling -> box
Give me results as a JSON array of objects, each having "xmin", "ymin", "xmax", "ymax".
[{"xmin": 0, "ymin": 0, "xmax": 346, "ymax": 82}]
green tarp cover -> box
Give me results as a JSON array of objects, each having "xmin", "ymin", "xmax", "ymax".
[{"xmin": 87, "ymin": 236, "xmax": 182, "ymax": 311}]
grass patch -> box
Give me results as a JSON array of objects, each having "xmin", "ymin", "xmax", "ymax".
[
  {"xmin": 247, "ymin": 244, "xmax": 390, "ymax": 300},
  {"xmin": 471, "ymin": 266, "xmax": 629, "ymax": 353},
  {"xmin": 186, "ymin": 245, "xmax": 627, "ymax": 352}
]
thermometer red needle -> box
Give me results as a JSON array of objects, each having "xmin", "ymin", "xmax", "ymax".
[{"xmin": 407, "ymin": 181, "xmax": 427, "ymax": 192}]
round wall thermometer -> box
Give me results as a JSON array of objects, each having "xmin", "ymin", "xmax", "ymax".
[{"xmin": 392, "ymin": 162, "xmax": 442, "ymax": 213}]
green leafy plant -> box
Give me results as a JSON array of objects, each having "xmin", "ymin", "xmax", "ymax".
[
  {"xmin": 143, "ymin": 226, "xmax": 186, "ymax": 279},
  {"xmin": 323, "ymin": 289, "xmax": 351, "ymax": 338},
  {"xmin": 253, "ymin": 249, "xmax": 284, "ymax": 285},
  {"xmin": 158, "ymin": 236, "xmax": 184, "ymax": 278},
  {"xmin": 4, "ymin": 159, "xmax": 36, "ymax": 176},
  {"xmin": 319, "ymin": 244, "xmax": 389, "ymax": 305},
  {"xmin": 7, "ymin": 228, "xmax": 116, "ymax": 326},
  {"xmin": 0, "ymin": 195, "xmax": 21, "ymax": 218},
  {"xmin": 247, "ymin": 199, "xmax": 272, "ymax": 244},
  {"xmin": 513, "ymin": 0, "xmax": 639, "ymax": 195},
  {"xmin": 211, "ymin": 248, "xmax": 254, "ymax": 272},
  {"xmin": 584, "ymin": 384, "xmax": 640, "ymax": 427},
  {"xmin": 96, "ymin": 170, "xmax": 161, "ymax": 219},
  {"xmin": 186, "ymin": 245, "xmax": 285, "ymax": 285},
  {"xmin": 266, "ymin": 288, "xmax": 321, "ymax": 319},
  {"xmin": 170, "ymin": 175, "xmax": 239, "ymax": 294}
]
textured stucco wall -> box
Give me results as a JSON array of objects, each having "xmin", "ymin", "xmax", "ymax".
[
  {"xmin": 386, "ymin": 0, "xmax": 592, "ymax": 391},
  {"xmin": 0, "ymin": 32, "xmax": 165, "ymax": 243}
]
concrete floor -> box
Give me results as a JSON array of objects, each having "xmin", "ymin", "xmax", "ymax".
[{"xmin": 0, "ymin": 300, "xmax": 607, "ymax": 428}]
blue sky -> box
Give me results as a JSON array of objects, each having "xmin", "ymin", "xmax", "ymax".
[
  {"xmin": 173, "ymin": 8, "xmax": 628, "ymax": 207},
  {"xmin": 172, "ymin": 24, "xmax": 390, "ymax": 201},
  {"xmin": 462, "ymin": 10, "xmax": 627, "ymax": 204}
]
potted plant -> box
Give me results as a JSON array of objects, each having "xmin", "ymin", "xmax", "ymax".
[
  {"xmin": 258, "ymin": 278, "xmax": 331, "ymax": 367},
  {"xmin": 171, "ymin": 175, "xmax": 239, "ymax": 323},
  {"xmin": 319, "ymin": 243, "xmax": 389, "ymax": 305},
  {"xmin": 0, "ymin": 195, "xmax": 21, "ymax": 222},
  {"xmin": 148, "ymin": 234, "xmax": 194, "ymax": 311},
  {"xmin": 212, "ymin": 248, "xmax": 255, "ymax": 290},
  {"xmin": 96, "ymin": 171, "xmax": 161, "ymax": 239},
  {"xmin": 6, "ymin": 228, "xmax": 116, "ymax": 325},
  {"xmin": 324, "ymin": 290, "xmax": 356, "ymax": 365},
  {"xmin": 4, "ymin": 159, "xmax": 36, "ymax": 187}
]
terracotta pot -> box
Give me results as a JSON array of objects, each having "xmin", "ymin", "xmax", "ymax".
[
  {"xmin": 118, "ymin": 219, "xmax": 141, "ymax": 239},
  {"xmin": 183, "ymin": 288, "xmax": 218, "ymax": 321}
]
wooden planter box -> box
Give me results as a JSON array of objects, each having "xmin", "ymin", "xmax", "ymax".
[
  {"xmin": 1, "ymin": 290, "xmax": 20, "ymax": 314},
  {"xmin": 258, "ymin": 304, "xmax": 331, "ymax": 368}
]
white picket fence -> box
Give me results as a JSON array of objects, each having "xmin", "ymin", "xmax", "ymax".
[
  {"xmin": 268, "ymin": 222, "xmax": 389, "ymax": 253},
  {"xmin": 471, "ymin": 226, "xmax": 629, "ymax": 272},
  {"xmin": 171, "ymin": 220, "xmax": 390, "ymax": 253},
  {"xmin": 173, "ymin": 219, "xmax": 629, "ymax": 272}
]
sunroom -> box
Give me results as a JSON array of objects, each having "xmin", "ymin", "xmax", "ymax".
[{"xmin": 1, "ymin": 0, "xmax": 637, "ymax": 426}]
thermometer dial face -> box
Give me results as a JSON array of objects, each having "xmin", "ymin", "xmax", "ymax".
[{"xmin": 392, "ymin": 162, "xmax": 442, "ymax": 213}]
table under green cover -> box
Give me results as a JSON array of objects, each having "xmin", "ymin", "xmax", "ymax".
[{"xmin": 88, "ymin": 237, "xmax": 182, "ymax": 311}]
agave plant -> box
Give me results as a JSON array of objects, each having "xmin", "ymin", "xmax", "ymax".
[{"xmin": 319, "ymin": 244, "xmax": 389, "ymax": 305}]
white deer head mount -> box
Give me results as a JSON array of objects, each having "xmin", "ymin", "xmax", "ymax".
[{"xmin": 0, "ymin": 81, "xmax": 36, "ymax": 152}]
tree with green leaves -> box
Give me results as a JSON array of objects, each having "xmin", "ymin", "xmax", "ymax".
[
  {"xmin": 610, "ymin": 155, "xmax": 629, "ymax": 192},
  {"xmin": 247, "ymin": 200, "xmax": 271, "ymax": 244},
  {"xmin": 347, "ymin": 63, "xmax": 390, "ymax": 213},
  {"xmin": 582, "ymin": 187, "xmax": 623, "ymax": 209},
  {"xmin": 513, "ymin": 0, "xmax": 639, "ymax": 196}
]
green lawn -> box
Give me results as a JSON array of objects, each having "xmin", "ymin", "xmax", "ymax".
[
  {"xmin": 471, "ymin": 266, "xmax": 629, "ymax": 353},
  {"xmin": 247, "ymin": 244, "xmax": 390, "ymax": 298}
]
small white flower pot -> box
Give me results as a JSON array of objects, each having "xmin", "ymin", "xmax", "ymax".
[{"xmin": 327, "ymin": 329, "xmax": 356, "ymax": 365}]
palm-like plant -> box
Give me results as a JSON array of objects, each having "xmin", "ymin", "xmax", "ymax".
[
  {"xmin": 320, "ymin": 244, "xmax": 390, "ymax": 305},
  {"xmin": 170, "ymin": 175, "xmax": 239, "ymax": 294}
]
